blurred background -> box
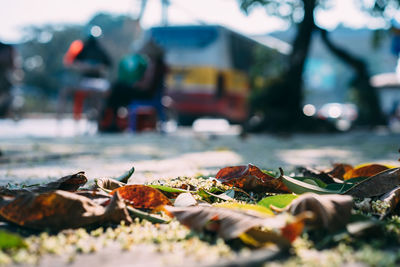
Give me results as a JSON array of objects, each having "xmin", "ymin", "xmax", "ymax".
[{"xmin": 1, "ymin": 0, "xmax": 400, "ymax": 137}]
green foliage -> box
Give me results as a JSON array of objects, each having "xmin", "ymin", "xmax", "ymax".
[
  {"xmin": 258, "ymin": 194, "xmax": 298, "ymax": 209},
  {"xmin": 0, "ymin": 231, "xmax": 26, "ymax": 250},
  {"xmin": 147, "ymin": 185, "xmax": 191, "ymax": 193}
]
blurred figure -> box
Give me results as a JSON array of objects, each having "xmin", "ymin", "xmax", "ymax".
[
  {"xmin": 98, "ymin": 39, "xmax": 167, "ymax": 132},
  {"xmin": 0, "ymin": 41, "xmax": 15, "ymax": 117},
  {"xmin": 60, "ymin": 35, "xmax": 112, "ymax": 121},
  {"xmin": 67, "ymin": 35, "xmax": 112, "ymax": 78}
]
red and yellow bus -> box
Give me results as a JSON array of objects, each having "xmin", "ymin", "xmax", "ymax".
[{"xmin": 149, "ymin": 25, "xmax": 284, "ymax": 125}]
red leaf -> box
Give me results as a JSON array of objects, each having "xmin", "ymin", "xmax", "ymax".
[{"xmin": 216, "ymin": 164, "xmax": 289, "ymax": 193}]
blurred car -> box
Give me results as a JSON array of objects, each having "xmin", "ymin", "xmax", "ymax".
[{"xmin": 316, "ymin": 103, "xmax": 358, "ymax": 131}]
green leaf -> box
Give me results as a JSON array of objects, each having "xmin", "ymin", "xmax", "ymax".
[
  {"xmin": 115, "ymin": 166, "xmax": 135, "ymax": 183},
  {"xmin": 213, "ymin": 202, "xmax": 274, "ymax": 216},
  {"xmin": 0, "ymin": 231, "xmax": 26, "ymax": 250},
  {"xmin": 325, "ymin": 183, "xmax": 355, "ymax": 192},
  {"xmin": 198, "ymin": 189, "xmax": 235, "ymax": 202},
  {"xmin": 258, "ymin": 194, "xmax": 298, "ymax": 209},
  {"xmin": 126, "ymin": 206, "xmax": 169, "ymax": 224},
  {"xmin": 147, "ymin": 185, "xmax": 193, "ymax": 193},
  {"xmin": 294, "ymin": 177, "xmax": 327, "ymax": 188},
  {"xmin": 281, "ymin": 176, "xmax": 341, "ymax": 195}
]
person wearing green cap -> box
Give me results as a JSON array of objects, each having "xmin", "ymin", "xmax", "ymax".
[{"xmin": 98, "ymin": 39, "xmax": 167, "ymax": 132}]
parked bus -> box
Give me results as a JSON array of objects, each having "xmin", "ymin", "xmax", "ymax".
[{"xmin": 149, "ymin": 25, "xmax": 286, "ymax": 125}]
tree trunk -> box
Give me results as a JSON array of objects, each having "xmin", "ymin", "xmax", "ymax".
[
  {"xmin": 318, "ymin": 28, "xmax": 386, "ymax": 126},
  {"xmin": 263, "ymin": 0, "xmax": 317, "ymax": 130}
]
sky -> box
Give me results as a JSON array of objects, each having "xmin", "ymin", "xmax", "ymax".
[{"xmin": 0, "ymin": 0, "xmax": 388, "ymax": 43}]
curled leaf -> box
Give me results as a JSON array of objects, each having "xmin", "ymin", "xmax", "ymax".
[
  {"xmin": 111, "ymin": 185, "xmax": 171, "ymax": 210},
  {"xmin": 378, "ymin": 186, "xmax": 400, "ymax": 218},
  {"xmin": 287, "ymin": 193, "xmax": 353, "ymax": 231},
  {"xmin": 281, "ymin": 175, "xmax": 341, "ymax": 195},
  {"xmin": 75, "ymin": 190, "xmax": 112, "ymax": 206},
  {"xmin": 165, "ymin": 205, "xmax": 305, "ymax": 247},
  {"xmin": 0, "ymin": 190, "xmax": 132, "ymax": 230},
  {"xmin": 344, "ymin": 168, "xmax": 400, "ymax": 198},
  {"xmin": 115, "ymin": 166, "xmax": 135, "ymax": 183},
  {"xmin": 174, "ymin": 193, "xmax": 198, "ymax": 207},
  {"xmin": 0, "ymin": 172, "xmax": 88, "ymax": 197},
  {"xmin": 95, "ymin": 178, "xmax": 125, "ymax": 193},
  {"xmin": 215, "ymin": 164, "xmax": 289, "ymax": 193},
  {"xmin": 343, "ymin": 164, "xmax": 390, "ymax": 180}
]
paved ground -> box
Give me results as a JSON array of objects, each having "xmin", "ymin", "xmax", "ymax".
[
  {"xmin": 0, "ymin": 118, "xmax": 399, "ymax": 266},
  {"xmin": 0, "ymin": 118, "xmax": 399, "ymax": 185}
]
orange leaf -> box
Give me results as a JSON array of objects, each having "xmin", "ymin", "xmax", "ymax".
[
  {"xmin": 111, "ymin": 185, "xmax": 171, "ymax": 210},
  {"xmin": 280, "ymin": 218, "xmax": 305, "ymax": 243},
  {"xmin": 215, "ymin": 164, "xmax": 289, "ymax": 193},
  {"xmin": 327, "ymin": 163, "xmax": 353, "ymax": 180},
  {"xmin": 343, "ymin": 164, "xmax": 390, "ymax": 180}
]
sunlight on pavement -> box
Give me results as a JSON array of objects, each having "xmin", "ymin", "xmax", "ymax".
[{"xmin": 0, "ymin": 118, "xmax": 97, "ymax": 137}]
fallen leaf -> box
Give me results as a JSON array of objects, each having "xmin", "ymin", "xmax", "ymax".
[
  {"xmin": 258, "ymin": 194, "xmax": 298, "ymax": 209},
  {"xmin": 174, "ymin": 192, "xmax": 198, "ymax": 207},
  {"xmin": 95, "ymin": 178, "xmax": 125, "ymax": 193},
  {"xmin": 378, "ymin": 186, "xmax": 400, "ymax": 218},
  {"xmin": 115, "ymin": 166, "xmax": 135, "ymax": 183},
  {"xmin": 147, "ymin": 185, "xmax": 192, "ymax": 194},
  {"xmin": 281, "ymin": 175, "xmax": 341, "ymax": 195},
  {"xmin": 165, "ymin": 205, "xmax": 305, "ymax": 247},
  {"xmin": 111, "ymin": 185, "xmax": 171, "ymax": 210},
  {"xmin": 0, "ymin": 172, "xmax": 88, "ymax": 197},
  {"xmin": 0, "ymin": 230, "xmax": 26, "ymax": 250},
  {"xmin": 75, "ymin": 190, "xmax": 112, "ymax": 206},
  {"xmin": 287, "ymin": 193, "xmax": 353, "ymax": 231},
  {"xmin": 215, "ymin": 164, "xmax": 289, "ymax": 193},
  {"xmin": 213, "ymin": 202, "xmax": 274, "ymax": 216},
  {"xmin": 0, "ymin": 190, "xmax": 132, "ymax": 230},
  {"xmin": 198, "ymin": 188, "xmax": 235, "ymax": 203},
  {"xmin": 344, "ymin": 168, "xmax": 400, "ymax": 198},
  {"xmin": 343, "ymin": 164, "xmax": 390, "ymax": 180},
  {"xmin": 326, "ymin": 163, "xmax": 353, "ymax": 180},
  {"xmin": 297, "ymin": 166, "xmax": 336, "ymax": 184}
]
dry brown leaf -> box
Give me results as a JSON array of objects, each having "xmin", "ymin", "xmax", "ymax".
[
  {"xmin": 287, "ymin": 193, "xmax": 353, "ymax": 231},
  {"xmin": 327, "ymin": 163, "xmax": 353, "ymax": 180},
  {"xmin": 165, "ymin": 205, "xmax": 306, "ymax": 247},
  {"xmin": 215, "ymin": 164, "xmax": 289, "ymax": 193},
  {"xmin": 379, "ymin": 186, "xmax": 400, "ymax": 218},
  {"xmin": 95, "ymin": 178, "xmax": 125, "ymax": 193},
  {"xmin": 0, "ymin": 190, "xmax": 131, "ymax": 230},
  {"xmin": 343, "ymin": 164, "xmax": 390, "ymax": 180},
  {"xmin": 0, "ymin": 172, "xmax": 88, "ymax": 197},
  {"xmin": 75, "ymin": 190, "xmax": 112, "ymax": 206},
  {"xmin": 345, "ymin": 168, "xmax": 400, "ymax": 198},
  {"xmin": 111, "ymin": 185, "xmax": 171, "ymax": 210}
]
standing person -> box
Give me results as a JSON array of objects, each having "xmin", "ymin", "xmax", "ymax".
[
  {"xmin": 0, "ymin": 41, "xmax": 15, "ymax": 117},
  {"xmin": 59, "ymin": 35, "xmax": 112, "ymax": 120},
  {"xmin": 71, "ymin": 35, "xmax": 112, "ymax": 78},
  {"xmin": 98, "ymin": 39, "xmax": 167, "ymax": 132}
]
